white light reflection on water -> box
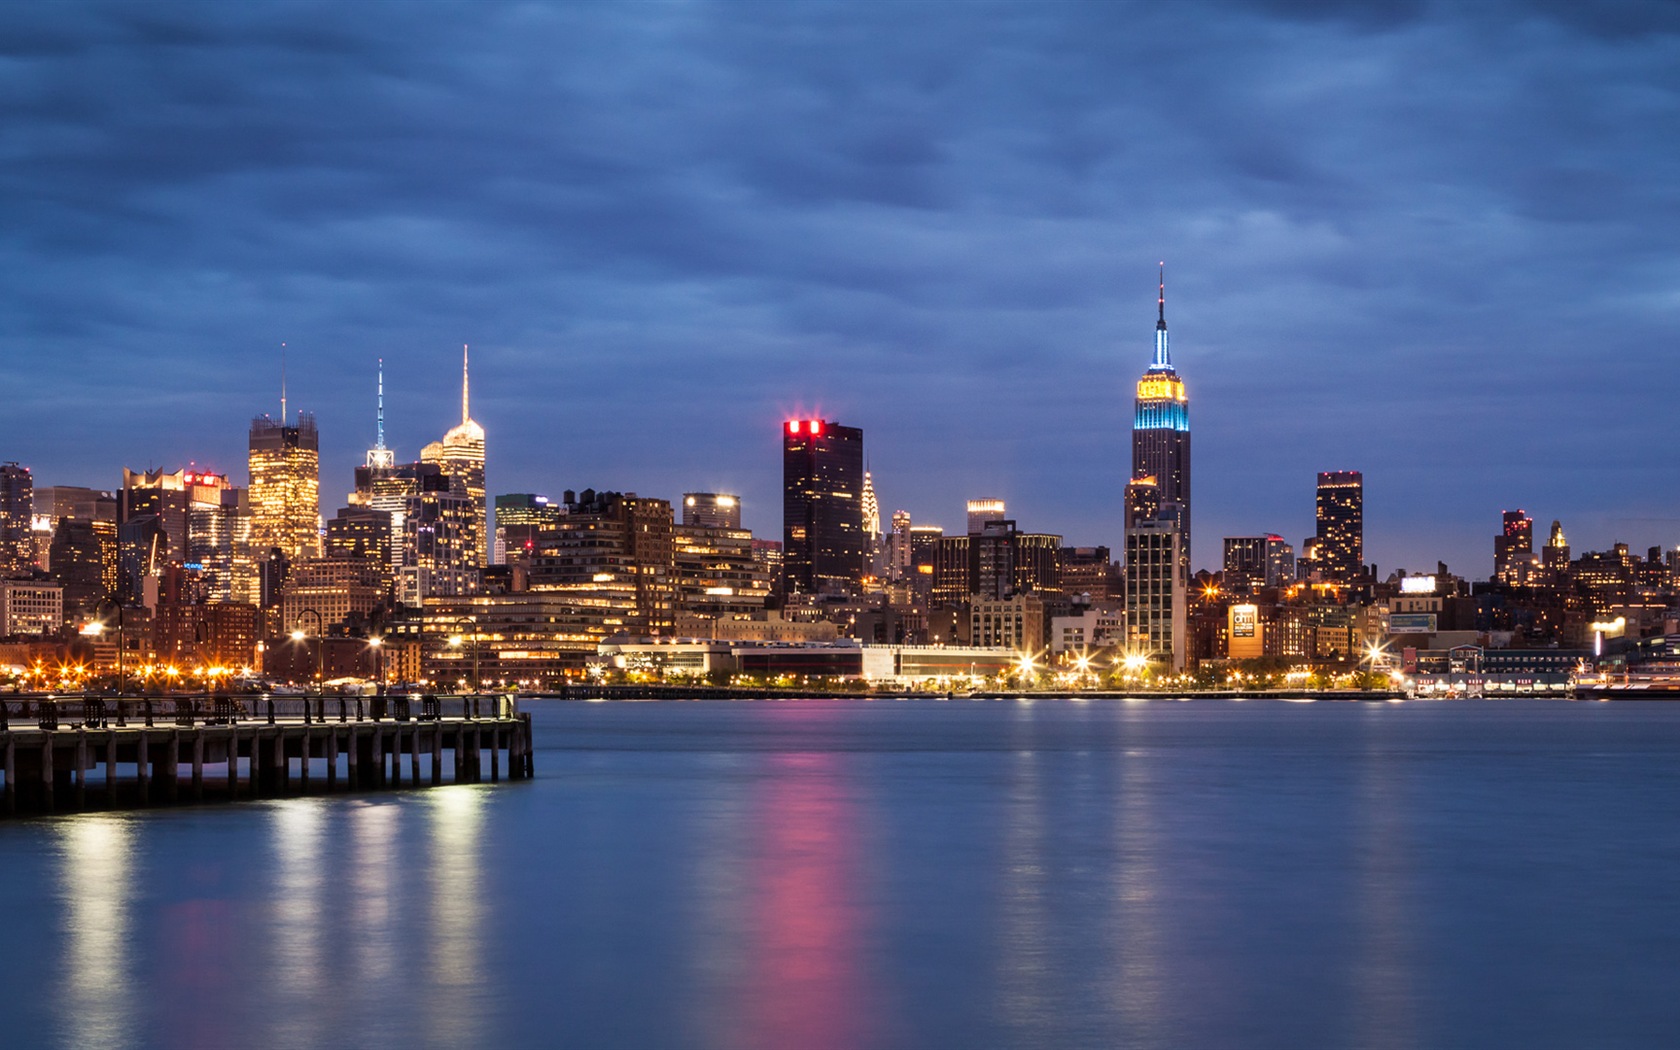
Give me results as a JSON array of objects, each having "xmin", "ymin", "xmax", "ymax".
[
  {"xmin": 349, "ymin": 801, "xmax": 400, "ymax": 989},
  {"xmin": 1353, "ymin": 707, "xmax": 1418, "ymax": 1049},
  {"xmin": 266, "ymin": 799, "xmax": 327, "ymax": 1048},
  {"xmin": 56, "ymin": 815, "xmax": 137, "ymax": 1050},
  {"xmin": 1109, "ymin": 712, "xmax": 1166, "ymax": 1042},
  {"xmin": 683, "ymin": 757, "xmax": 754, "ymax": 1050},
  {"xmin": 997, "ymin": 744, "xmax": 1051, "ymax": 1038},
  {"xmin": 424, "ymin": 786, "xmax": 488, "ymax": 1045}
]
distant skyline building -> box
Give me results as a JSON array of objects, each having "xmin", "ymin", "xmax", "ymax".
[
  {"xmin": 781, "ymin": 417, "xmax": 866, "ymax": 597},
  {"xmin": 887, "ymin": 510, "xmax": 913, "ymax": 580},
  {"xmin": 1123, "ymin": 476, "xmax": 1161, "ymax": 533},
  {"xmin": 495, "ymin": 493, "xmax": 564, "ymax": 562},
  {"xmin": 1496, "ymin": 509, "xmax": 1536, "ymax": 583},
  {"xmin": 966, "ymin": 499, "xmax": 1006, "ymax": 537},
  {"xmin": 1125, "ymin": 503, "xmax": 1187, "ymax": 670},
  {"xmin": 1315, "ymin": 470, "xmax": 1364, "ymax": 582},
  {"xmin": 682, "ymin": 492, "xmax": 741, "ymax": 530},
  {"xmin": 861, "ymin": 472, "xmax": 881, "ymax": 542},
  {"xmin": 1223, "ymin": 534, "xmax": 1294, "ymax": 592},
  {"xmin": 421, "ymin": 345, "xmax": 487, "ymax": 568},
  {"xmin": 248, "ymin": 412, "xmax": 321, "ymax": 567},
  {"xmin": 1130, "ymin": 266, "xmax": 1191, "ymax": 569},
  {"xmin": 352, "ymin": 461, "xmax": 477, "ymax": 604},
  {"xmin": 0, "ymin": 462, "xmax": 34, "ymax": 577},
  {"xmin": 1544, "ymin": 520, "xmax": 1571, "ymax": 573},
  {"xmin": 931, "ymin": 519, "xmax": 1062, "ymax": 606},
  {"xmin": 49, "ymin": 517, "xmax": 115, "ymax": 618}
]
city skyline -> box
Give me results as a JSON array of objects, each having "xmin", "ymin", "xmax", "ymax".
[{"xmin": 4, "ymin": 3, "xmax": 1679, "ymax": 574}]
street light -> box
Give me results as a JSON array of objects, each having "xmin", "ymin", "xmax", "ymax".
[
  {"xmin": 292, "ymin": 608, "xmax": 324, "ymax": 693},
  {"xmin": 447, "ymin": 620, "xmax": 480, "ymax": 693},
  {"xmin": 90, "ymin": 598, "xmax": 126, "ymax": 695},
  {"xmin": 1364, "ymin": 641, "xmax": 1392, "ymax": 690},
  {"xmin": 368, "ymin": 636, "xmax": 386, "ymax": 694}
]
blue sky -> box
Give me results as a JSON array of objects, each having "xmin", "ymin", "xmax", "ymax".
[{"xmin": 3, "ymin": 0, "xmax": 1678, "ymax": 575}]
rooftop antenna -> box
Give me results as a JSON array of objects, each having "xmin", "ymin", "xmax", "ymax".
[
  {"xmin": 1158, "ymin": 262, "xmax": 1166, "ymax": 329},
  {"xmin": 462, "ymin": 343, "xmax": 470, "ymax": 425},
  {"xmin": 280, "ymin": 342, "xmax": 288, "ymax": 424},
  {"xmin": 377, "ymin": 356, "xmax": 387, "ymax": 451},
  {"xmin": 1151, "ymin": 262, "xmax": 1172, "ymax": 370}
]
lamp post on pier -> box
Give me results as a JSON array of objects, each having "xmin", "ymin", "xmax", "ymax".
[
  {"xmin": 290, "ymin": 607, "xmax": 324, "ymax": 693},
  {"xmin": 447, "ymin": 616, "xmax": 480, "ymax": 693},
  {"xmin": 368, "ymin": 635, "xmax": 386, "ymax": 694},
  {"xmin": 89, "ymin": 598, "xmax": 126, "ymax": 695}
]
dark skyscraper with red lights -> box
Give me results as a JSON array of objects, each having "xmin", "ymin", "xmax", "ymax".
[{"xmin": 781, "ymin": 418, "xmax": 865, "ymax": 597}]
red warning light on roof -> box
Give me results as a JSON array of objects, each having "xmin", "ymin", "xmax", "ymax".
[
  {"xmin": 810, "ymin": 419, "xmax": 823, "ymax": 436},
  {"xmin": 788, "ymin": 420, "xmax": 801, "ymax": 434}
]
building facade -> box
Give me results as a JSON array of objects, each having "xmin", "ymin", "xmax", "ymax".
[
  {"xmin": 1223, "ymin": 535, "xmax": 1295, "ymax": 592},
  {"xmin": 248, "ymin": 414, "xmax": 321, "ymax": 566},
  {"xmin": 781, "ymin": 418, "xmax": 866, "ymax": 597},
  {"xmin": 1496, "ymin": 510, "xmax": 1536, "ymax": 583},
  {"xmin": 1129, "ymin": 268, "xmax": 1191, "ymax": 569},
  {"xmin": 1125, "ymin": 506, "xmax": 1188, "ymax": 670},
  {"xmin": 681, "ymin": 492, "xmax": 742, "ymax": 530},
  {"xmin": 0, "ymin": 579, "xmax": 63, "ymax": 636},
  {"xmin": 0, "ymin": 463, "xmax": 35, "ymax": 577},
  {"xmin": 1315, "ymin": 470, "xmax": 1364, "ymax": 581},
  {"xmin": 419, "ymin": 345, "xmax": 487, "ymax": 568}
]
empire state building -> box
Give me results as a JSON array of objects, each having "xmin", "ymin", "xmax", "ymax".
[{"xmin": 1130, "ymin": 265, "xmax": 1191, "ymax": 565}]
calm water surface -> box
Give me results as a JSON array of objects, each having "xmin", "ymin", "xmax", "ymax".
[{"xmin": 3, "ymin": 698, "xmax": 1680, "ymax": 1049}]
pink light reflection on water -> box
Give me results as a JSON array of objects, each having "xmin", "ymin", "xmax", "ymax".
[{"xmin": 737, "ymin": 749, "xmax": 883, "ymax": 1050}]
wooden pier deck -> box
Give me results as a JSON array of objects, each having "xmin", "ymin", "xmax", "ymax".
[{"xmin": 0, "ymin": 693, "xmax": 534, "ymax": 816}]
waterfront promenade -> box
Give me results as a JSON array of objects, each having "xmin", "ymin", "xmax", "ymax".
[{"xmin": 0, "ymin": 693, "xmax": 534, "ymax": 815}]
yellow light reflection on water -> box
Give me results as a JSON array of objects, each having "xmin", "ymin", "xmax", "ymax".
[
  {"xmin": 58, "ymin": 815, "xmax": 137, "ymax": 1050},
  {"xmin": 350, "ymin": 801, "xmax": 400, "ymax": 985},
  {"xmin": 426, "ymin": 787, "xmax": 488, "ymax": 1043},
  {"xmin": 268, "ymin": 799, "xmax": 327, "ymax": 1047}
]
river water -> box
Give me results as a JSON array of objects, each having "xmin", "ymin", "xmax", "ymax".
[{"xmin": 2, "ymin": 697, "xmax": 1679, "ymax": 1049}]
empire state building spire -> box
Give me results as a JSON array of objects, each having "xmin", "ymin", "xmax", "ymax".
[
  {"xmin": 1129, "ymin": 262, "xmax": 1191, "ymax": 561},
  {"xmin": 1152, "ymin": 263, "xmax": 1171, "ymax": 370}
]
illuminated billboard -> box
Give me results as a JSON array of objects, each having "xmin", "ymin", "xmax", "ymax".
[
  {"xmin": 1228, "ymin": 604, "xmax": 1262, "ymax": 659},
  {"xmin": 1389, "ymin": 612, "xmax": 1437, "ymax": 634}
]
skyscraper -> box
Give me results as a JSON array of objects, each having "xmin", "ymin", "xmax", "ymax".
[
  {"xmin": 0, "ymin": 462, "xmax": 33, "ymax": 577},
  {"xmin": 248, "ymin": 413, "xmax": 320, "ymax": 565},
  {"xmin": 966, "ymin": 499, "xmax": 1006, "ymax": 536},
  {"xmin": 366, "ymin": 357, "xmax": 395, "ymax": 470},
  {"xmin": 1544, "ymin": 520, "xmax": 1570, "ymax": 573},
  {"xmin": 1130, "ymin": 266, "xmax": 1191, "ymax": 568},
  {"xmin": 1315, "ymin": 470, "xmax": 1364, "ymax": 581},
  {"xmin": 352, "ymin": 461, "xmax": 476, "ymax": 604},
  {"xmin": 421, "ymin": 345, "xmax": 487, "ymax": 568},
  {"xmin": 1496, "ymin": 510, "xmax": 1535, "ymax": 583},
  {"xmin": 781, "ymin": 417, "xmax": 865, "ymax": 597},
  {"xmin": 1223, "ymin": 535, "xmax": 1295, "ymax": 592},
  {"xmin": 1125, "ymin": 504, "xmax": 1188, "ymax": 670},
  {"xmin": 860, "ymin": 472, "xmax": 881, "ymax": 542}
]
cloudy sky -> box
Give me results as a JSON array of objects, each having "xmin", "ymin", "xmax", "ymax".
[{"xmin": 4, "ymin": 0, "xmax": 1678, "ymax": 575}]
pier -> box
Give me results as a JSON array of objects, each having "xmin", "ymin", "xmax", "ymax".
[{"xmin": 0, "ymin": 693, "xmax": 534, "ymax": 816}]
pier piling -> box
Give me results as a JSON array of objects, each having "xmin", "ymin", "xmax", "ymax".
[{"xmin": 0, "ymin": 695, "xmax": 534, "ymax": 817}]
